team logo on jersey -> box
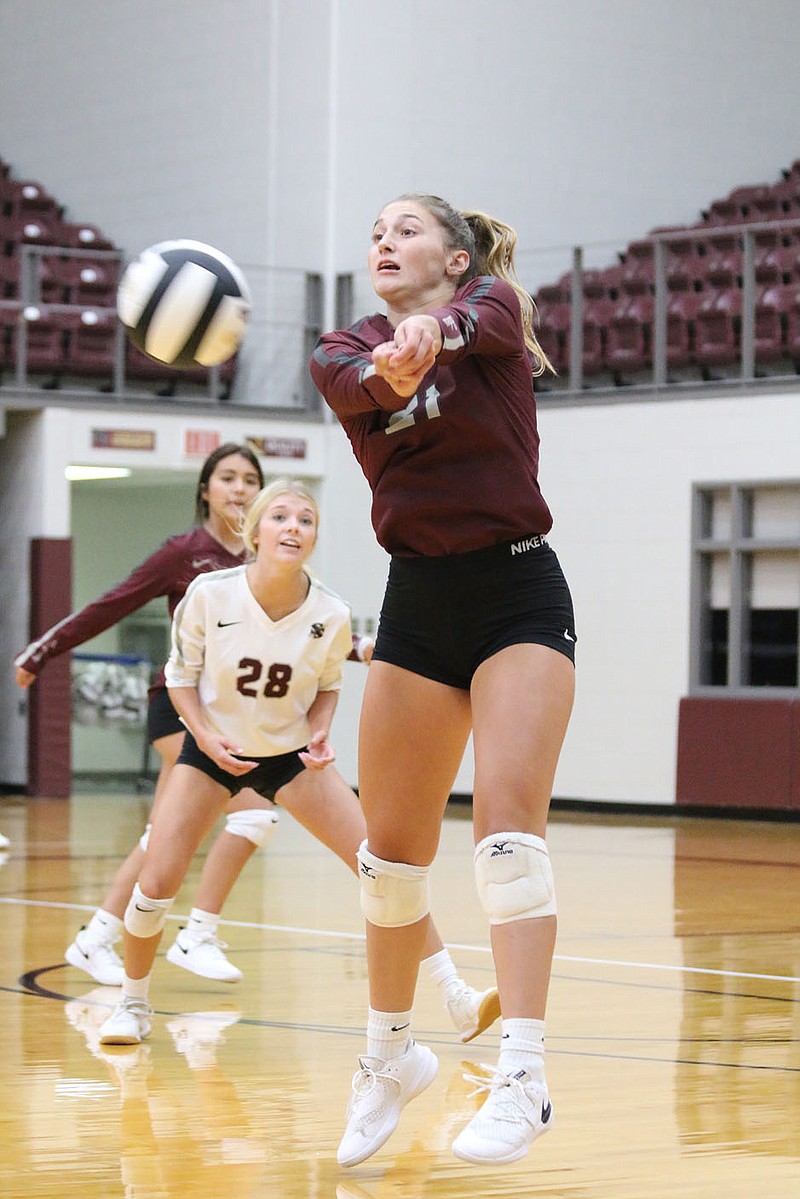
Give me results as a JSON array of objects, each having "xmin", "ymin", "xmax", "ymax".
[{"xmin": 309, "ymin": 622, "xmax": 326, "ymax": 639}]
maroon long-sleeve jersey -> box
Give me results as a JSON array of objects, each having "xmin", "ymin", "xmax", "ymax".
[
  {"xmin": 310, "ymin": 274, "xmax": 553, "ymax": 556},
  {"xmin": 15, "ymin": 526, "xmax": 249, "ymax": 689}
]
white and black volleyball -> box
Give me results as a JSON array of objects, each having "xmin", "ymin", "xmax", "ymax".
[{"xmin": 117, "ymin": 239, "xmax": 251, "ymax": 367}]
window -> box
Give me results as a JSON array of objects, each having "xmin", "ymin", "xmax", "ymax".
[{"xmin": 691, "ymin": 483, "xmax": 800, "ymax": 693}]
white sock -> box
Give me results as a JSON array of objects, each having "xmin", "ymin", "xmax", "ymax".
[
  {"xmin": 366, "ymin": 1006, "xmax": 413, "ymax": 1062},
  {"xmin": 421, "ymin": 947, "xmax": 464, "ymax": 1005},
  {"xmin": 498, "ymin": 1017, "xmax": 546, "ymax": 1083},
  {"xmin": 185, "ymin": 907, "xmax": 220, "ymax": 937},
  {"xmin": 122, "ymin": 972, "xmax": 151, "ymax": 1002},
  {"xmin": 85, "ymin": 909, "xmax": 123, "ymax": 944}
]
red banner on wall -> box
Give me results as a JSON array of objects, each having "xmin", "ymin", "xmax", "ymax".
[{"xmin": 184, "ymin": 429, "xmax": 222, "ymax": 457}]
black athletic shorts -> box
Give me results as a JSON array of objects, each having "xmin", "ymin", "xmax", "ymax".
[
  {"xmin": 373, "ymin": 534, "xmax": 576, "ymax": 690},
  {"xmin": 146, "ymin": 687, "xmax": 183, "ymax": 744},
  {"xmin": 176, "ymin": 730, "xmax": 304, "ymax": 801}
]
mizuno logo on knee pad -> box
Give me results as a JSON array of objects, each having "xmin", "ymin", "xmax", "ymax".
[
  {"xmin": 474, "ymin": 831, "xmax": 556, "ymax": 925},
  {"xmin": 357, "ymin": 839, "xmax": 431, "ymax": 928}
]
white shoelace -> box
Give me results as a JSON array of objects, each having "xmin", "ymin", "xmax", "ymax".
[
  {"xmin": 348, "ymin": 1059, "xmax": 397, "ymax": 1128},
  {"xmin": 185, "ymin": 931, "xmax": 230, "ymax": 952},
  {"xmin": 461, "ymin": 1064, "xmax": 541, "ymax": 1128}
]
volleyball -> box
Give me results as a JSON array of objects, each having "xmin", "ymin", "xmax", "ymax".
[{"xmin": 117, "ymin": 239, "xmax": 251, "ymax": 367}]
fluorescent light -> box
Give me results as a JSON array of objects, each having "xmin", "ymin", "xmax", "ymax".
[{"xmin": 65, "ymin": 466, "xmax": 132, "ymax": 481}]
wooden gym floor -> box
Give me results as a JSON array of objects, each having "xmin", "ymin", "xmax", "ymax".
[{"xmin": 0, "ymin": 790, "xmax": 798, "ymax": 1198}]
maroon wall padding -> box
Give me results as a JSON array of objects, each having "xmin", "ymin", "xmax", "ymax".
[
  {"xmin": 676, "ymin": 696, "xmax": 800, "ymax": 811},
  {"xmin": 26, "ymin": 538, "xmax": 72, "ymax": 797}
]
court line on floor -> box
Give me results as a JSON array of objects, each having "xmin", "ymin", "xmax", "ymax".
[{"xmin": 1, "ymin": 895, "xmax": 798, "ymax": 985}]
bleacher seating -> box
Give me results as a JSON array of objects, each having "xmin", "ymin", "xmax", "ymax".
[
  {"xmin": 0, "ymin": 154, "xmax": 238, "ymax": 398},
  {"xmin": 533, "ymin": 157, "xmax": 800, "ymax": 389}
]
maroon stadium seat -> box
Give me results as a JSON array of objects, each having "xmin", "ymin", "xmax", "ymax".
[
  {"xmin": 60, "ymin": 257, "xmax": 120, "ymax": 307},
  {"xmin": 703, "ymin": 232, "xmax": 742, "ymax": 287},
  {"xmin": 694, "ymin": 287, "xmax": 741, "ymax": 371},
  {"xmin": 534, "ymin": 283, "xmax": 571, "ymax": 374},
  {"xmin": 581, "ymin": 296, "xmax": 612, "ymax": 376},
  {"xmin": 651, "ymin": 226, "xmax": 707, "ymax": 291},
  {"xmin": 3, "ymin": 304, "xmax": 68, "ymax": 380},
  {"xmin": 665, "ymin": 289, "xmax": 702, "ymax": 369},
  {"xmin": 619, "ymin": 240, "xmax": 654, "ymax": 291},
  {"xmin": 703, "ymin": 196, "xmax": 739, "ymax": 226},
  {"xmin": 4, "ymin": 179, "xmax": 60, "ymax": 221},
  {"xmin": 58, "ymin": 221, "xmax": 116, "ymax": 252},
  {"xmin": 64, "ymin": 309, "xmax": 118, "ymax": 380},
  {"xmin": 606, "ymin": 295, "xmax": 650, "ymax": 376},
  {"xmin": 0, "ymin": 252, "xmax": 18, "ymax": 298},
  {"xmin": 783, "ymin": 284, "xmax": 800, "ymax": 364},
  {"xmin": 728, "ymin": 184, "xmax": 780, "ymax": 223},
  {"xmin": 753, "ymin": 284, "xmax": 786, "ymax": 364}
]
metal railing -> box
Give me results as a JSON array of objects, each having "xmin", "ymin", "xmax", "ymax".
[{"xmin": 556, "ymin": 218, "xmax": 800, "ymax": 394}]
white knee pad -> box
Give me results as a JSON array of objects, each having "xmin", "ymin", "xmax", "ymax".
[
  {"xmin": 474, "ymin": 832, "xmax": 556, "ymax": 925},
  {"xmin": 225, "ymin": 807, "xmax": 279, "ymax": 847},
  {"xmin": 124, "ymin": 882, "xmax": 175, "ymax": 938},
  {"xmin": 357, "ymin": 839, "xmax": 430, "ymax": 928},
  {"xmin": 138, "ymin": 823, "xmax": 152, "ymax": 852}
]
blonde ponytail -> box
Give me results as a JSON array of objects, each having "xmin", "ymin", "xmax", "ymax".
[{"xmin": 461, "ymin": 210, "xmax": 555, "ymax": 377}]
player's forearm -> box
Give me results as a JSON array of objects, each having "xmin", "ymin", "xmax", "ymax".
[
  {"xmin": 306, "ymin": 689, "xmax": 339, "ymax": 740},
  {"xmin": 166, "ymin": 685, "xmax": 209, "ymax": 740}
]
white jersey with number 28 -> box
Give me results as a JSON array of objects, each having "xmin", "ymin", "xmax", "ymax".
[{"xmin": 165, "ymin": 564, "xmax": 353, "ymax": 756}]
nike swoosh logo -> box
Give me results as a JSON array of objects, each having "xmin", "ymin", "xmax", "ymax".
[
  {"xmin": 541, "ymin": 1100, "xmax": 552, "ymax": 1124},
  {"xmin": 390, "ymin": 1023, "xmax": 410, "ymax": 1032},
  {"xmin": 134, "ymin": 903, "xmax": 154, "ymax": 913},
  {"xmin": 217, "ymin": 620, "xmax": 241, "ymax": 628},
  {"xmin": 563, "ymin": 629, "xmax": 575, "ymax": 642}
]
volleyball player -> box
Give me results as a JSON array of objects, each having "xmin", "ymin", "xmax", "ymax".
[
  {"xmin": 310, "ymin": 195, "xmax": 576, "ymax": 1166},
  {"xmin": 97, "ymin": 479, "xmax": 499, "ymax": 1047},
  {"xmin": 14, "ymin": 443, "xmax": 280, "ymax": 985}
]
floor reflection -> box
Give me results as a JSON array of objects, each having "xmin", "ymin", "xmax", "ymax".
[{"xmin": 674, "ymin": 821, "xmax": 800, "ymax": 1161}]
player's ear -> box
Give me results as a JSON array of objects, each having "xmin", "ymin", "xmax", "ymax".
[{"xmin": 446, "ymin": 248, "xmax": 470, "ymax": 279}]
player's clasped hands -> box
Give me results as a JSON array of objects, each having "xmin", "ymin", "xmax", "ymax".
[
  {"xmin": 298, "ymin": 729, "xmax": 336, "ymax": 771},
  {"xmin": 372, "ymin": 314, "xmax": 442, "ymax": 397},
  {"xmin": 195, "ymin": 730, "xmax": 259, "ymax": 775}
]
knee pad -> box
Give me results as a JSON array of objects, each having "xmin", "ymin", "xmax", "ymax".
[
  {"xmin": 474, "ymin": 832, "xmax": 556, "ymax": 925},
  {"xmin": 138, "ymin": 823, "xmax": 152, "ymax": 852},
  {"xmin": 124, "ymin": 882, "xmax": 174, "ymax": 938},
  {"xmin": 225, "ymin": 807, "xmax": 279, "ymax": 847},
  {"xmin": 357, "ymin": 839, "xmax": 430, "ymax": 928}
]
